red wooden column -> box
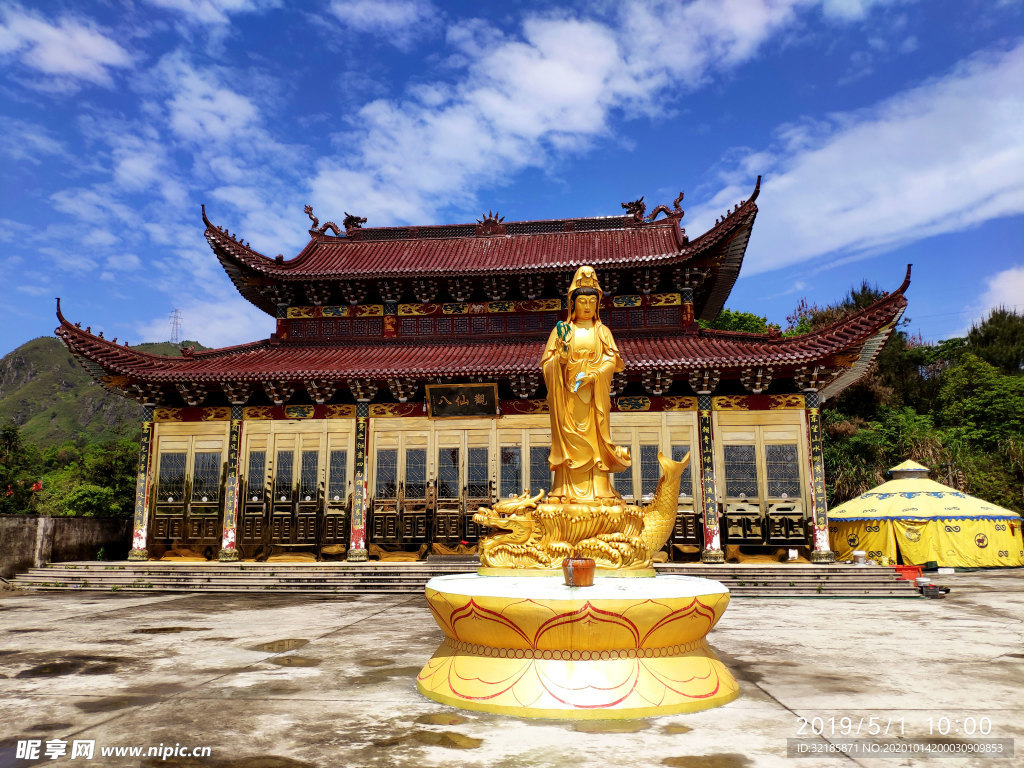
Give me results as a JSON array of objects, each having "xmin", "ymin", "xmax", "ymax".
[
  {"xmin": 128, "ymin": 406, "xmax": 155, "ymax": 561},
  {"xmin": 696, "ymin": 393, "xmax": 724, "ymax": 563},
  {"xmin": 218, "ymin": 406, "xmax": 244, "ymax": 561},
  {"xmin": 348, "ymin": 401, "xmax": 370, "ymax": 561},
  {"xmin": 805, "ymin": 391, "xmax": 835, "ymax": 562}
]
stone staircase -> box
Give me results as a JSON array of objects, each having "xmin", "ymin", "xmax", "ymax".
[{"xmin": 8, "ymin": 561, "xmax": 921, "ymax": 598}]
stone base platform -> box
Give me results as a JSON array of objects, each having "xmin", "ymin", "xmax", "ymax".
[{"xmin": 416, "ymin": 573, "xmax": 739, "ymax": 719}]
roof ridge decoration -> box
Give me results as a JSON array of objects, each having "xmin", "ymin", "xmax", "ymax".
[
  {"xmin": 476, "ymin": 210, "xmax": 505, "ymax": 236},
  {"xmin": 646, "ymin": 192, "xmax": 684, "ymax": 223}
]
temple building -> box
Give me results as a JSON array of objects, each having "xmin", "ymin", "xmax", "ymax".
[{"xmin": 56, "ymin": 178, "xmax": 909, "ymax": 564}]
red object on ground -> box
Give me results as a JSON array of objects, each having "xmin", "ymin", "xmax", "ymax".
[{"xmin": 892, "ymin": 565, "xmax": 922, "ymax": 581}]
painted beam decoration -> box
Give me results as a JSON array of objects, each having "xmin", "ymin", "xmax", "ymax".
[{"xmin": 426, "ymin": 383, "xmax": 499, "ymax": 419}]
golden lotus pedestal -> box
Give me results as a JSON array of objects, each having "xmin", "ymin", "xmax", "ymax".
[{"xmin": 416, "ymin": 574, "xmax": 739, "ymax": 719}]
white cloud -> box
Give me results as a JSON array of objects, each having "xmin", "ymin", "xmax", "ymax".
[
  {"xmin": 84, "ymin": 229, "xmax": 120, "ymax": 248},
  {"xmin": 112, "ymin": 138, "xmax": 167, "ymax": 192},
  {"xmin": 158, "ymin": 55, "xmax": 260, "ymax": 143},
  {"xmin": 105, "ymin": 253, "xmax": 142, "ymax": 272},
  {"xmin": 973, "ymin": 264, "xmax": 1024, "ymax": 322},
  {"xmin": 328, "ymin": 0, "xmax": 437, "ymax": 49},
  {"xmin": 0, "ymin": 6, "xmax": 132, "ymax": 88},
  {"xmin": 0, "ymin": 118, "xmax": 64, "ymax": 162},
  {"xmin": 39, "ymin": 246, "xmax": 98, "ymax": 273},
  {"xmin": 687, "ymin": 42, "xmax": 1024, "ymax": 274},
  {"xmin": 820, "ymin": 0, "xmax": 901, "ymax": 20},
  {"xmin": 311, "ymin": 0, "xmax": 903, "ymax": 226},
  {"xmin": 50, "ymin": 187, "xmax": 136, "ymax": 225},
  {"xmin": 136, "ymin": 295, "xmax": 273, "ymax": 347},
  {"xmin": 142, "ymin": 0, "xmax": 280, "ymax": 25}
]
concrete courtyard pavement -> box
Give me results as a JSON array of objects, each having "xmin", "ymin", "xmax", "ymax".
[{"xmin": 0, "ymin": 571, "xmax": 1021, "ymax": 768}]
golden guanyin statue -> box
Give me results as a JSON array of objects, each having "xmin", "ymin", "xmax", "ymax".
[
  {"xmin": 475, "ymin": 266, "xmax": 688, "ymax": 572},
  {"xmin": 543, "ymin": 265, "xmax": 630, "ymax": 502}
]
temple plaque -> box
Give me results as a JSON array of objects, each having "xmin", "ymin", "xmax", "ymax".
[{"xmin": 425, "ymin": 383, "xmax": 498, "ymax": 418}]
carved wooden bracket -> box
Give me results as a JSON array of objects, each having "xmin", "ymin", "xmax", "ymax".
[
  {"xmin": 263, "ymin": 381, "xmax": 296, "ymax": 405},
  {"xmin": 688, "ymin": 368, "xmax": 721, "ymax": 395},
  {"xmin": 221, "ymin": 381, "xmax": 253, "ymax": 405},
  {"xmin": 176, "ymin": 382, "xmax": 208, "ymax": 407},
  {"xmin": 642, "ymin": 370, "xmax": 673, "ymax": 396},
  {"xmin": 305, "ymin": 380, "xmax": 338, "ymax": 405},
  {"xmin": 741, "ymin": 367, "xmax": 773, "ymax": 394}
]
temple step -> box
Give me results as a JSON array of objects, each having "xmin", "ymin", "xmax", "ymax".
[{"xmin": 9, "ymin": 562, "xmax": 921, "ymax": 598}]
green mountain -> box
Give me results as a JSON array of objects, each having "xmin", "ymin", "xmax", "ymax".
[{"xmin": 0, "ymin": 336, "xmax": 205, "ymax": 448}]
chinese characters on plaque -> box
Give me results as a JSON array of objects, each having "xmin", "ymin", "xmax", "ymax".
[{"xmin": 426, "ymin": 383, "xmax": 499, "ymax": 418}]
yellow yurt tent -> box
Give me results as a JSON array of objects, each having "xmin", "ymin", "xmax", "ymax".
[{"xmin": 829, "ymin": 461, "xmax": 1024, "ymax": 568}]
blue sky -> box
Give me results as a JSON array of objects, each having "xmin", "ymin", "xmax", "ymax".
[{"xmin": 1, "ymin": 0, "xmax": 1022, "ymax": 356}]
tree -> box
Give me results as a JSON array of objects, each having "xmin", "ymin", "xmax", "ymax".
[
  {"xmin": 700, "ymin": 309, "xmax": 779, "ymax": 334},
  {"xmin": 0, "ymin": 421, "xmax": 41, "ymax": 514},
  {"xmin": 936, "ymin": 354, "xmax": 1024, "ymax": 452},
  {"xmin": 965, "ymin": 308, "xmax": 1024, "ymax": 375}
]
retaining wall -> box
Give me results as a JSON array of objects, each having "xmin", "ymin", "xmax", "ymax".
[{"xmin": 0, "ymin": 516, "xmax": 132, "ymax": 579}]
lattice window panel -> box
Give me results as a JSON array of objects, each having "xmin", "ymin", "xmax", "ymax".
[
  {"xmin": 299, "ymin": 450, "xmax": 319, "ymax": 500},
  {"xmin": 367, "ymin": 318, "xmax": 382, "ymax": 335},
  {"xmin": 500, "ymin": 446, "xmax": 522, "ymax": 499},
  {"xmin": 191, "ymin": 452, "xmax": 221, "ymax": 502},
  {"xmin": 453, "ymin": 317, "xmax": 469, "ymax": 334},
  {"xmin": 328, "ymin": 450, "xmax": 347, "ymax": 502},
  {"xmin": 157, "ymin": 452, "xmax": 186, "ymax": 503},
  {"xmin": 639, "ymin": 444, "xmax": 660, "ymax": 499},
  {"xmin": 467, "ymin": 447, "xmax": 489, "ymax": 498},
  {"xmin": 629, "ymin": 308, "xmax": 644, "ymax": 327},
  {"xmin": 437, "ymin": 447, "xmax": 460, "ymax": 498},
  {"xmin": 523, "ymin": 315, "xmax": 541, "ymax": 332},
  {"xmin": 723, "ymin": 445, "xmax": 759, "ymax": 499},
  {"xmin": 766, "ymin": 444, "xmax": 801, "ymax": 499},
  {"xmin": 246, "ymin": 450, "xmax": 266, "ymax": 501},
  {"xmin": 506, "ymin": 315, "xmax": 522, "ymax": 333},
  {"xmin": 436, "ymin": 317, "xmax": 452, "ymax": 335},
  {"xmin": 375, "ymin": 449, "xmax": 397, "ymax": 498},
  {"xmin": 405, "ymin": 448, "xmax": 427, "ymax": 499},
  {"xmin": 418, "ymin": 317, "xmax": 433, "ymax": 335},
  {"xmin": 671, "ymin": 445, "xmax": 693, "ymax": 498},
  {"xmin": 529, "ymin": 446, "xmax": 551, "ymax": 496},
  {"xmin": 471, "ymin": 316, "xmax": 487, "ymax": 335},
  {"xmin": 274, "ymin": 450, "xmax": 294, "ymax": 501},
  {"xmin": 541, "ymin": 313, "xmax": 558, "ymax": 329},
  {"xmin": 400, "ymin": 318, "xmax": 418, "ymax": 335}
]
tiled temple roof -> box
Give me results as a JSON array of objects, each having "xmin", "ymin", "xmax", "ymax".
[
  {"xmin": 204, "ymin": 180, "xmax": 760, "ymax": 321},
  {"xmin": 54, "ymin": 266, "xmax": 909, "ymax": 401}
]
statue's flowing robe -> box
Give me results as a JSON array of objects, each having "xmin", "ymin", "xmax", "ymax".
[{"xmin": 541, "ymin": 320, "xmax": 630, "ymax": 500}]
